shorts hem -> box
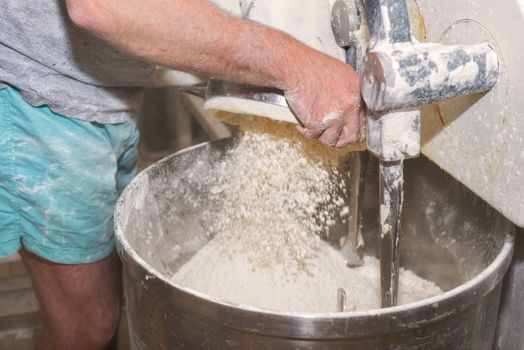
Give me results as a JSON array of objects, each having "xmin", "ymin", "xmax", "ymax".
[
  {"xmin": 0, "ymin": 239, "xmax": 21, "ymax": 259},
  {"xmin": 21, "ymin": 236, "xmax": 115, "ymax": 265}
]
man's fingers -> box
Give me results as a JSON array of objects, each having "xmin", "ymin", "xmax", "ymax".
[
  {"xmin": 335, "ymin": 126, "xmax": 360, "ymax": 148},
  {"xmin": 296, "ymin": 116, "xmax": 336, "ymax": 140},
  {"xmin": 293, "ymin": 100, "xmax": 364, "ymax": 148},
  {"xmin": 297, "ymin": 108, "xmax": 364, "ymax": 148},
  {"xmin": 335, "ymin": 109, "xmax": 362, "ymax": 148},
  {"xmin": 296, "ymin": 125, "xmax": 323, "ymax": 140},
  {"xmin": 318, "ymin": 119, "xmax": 346, "ymax": 147}
]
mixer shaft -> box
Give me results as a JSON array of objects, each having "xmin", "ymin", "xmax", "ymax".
[{"xmin": 379, "ymin": 160, "xmax": 404, "ymax": 307}]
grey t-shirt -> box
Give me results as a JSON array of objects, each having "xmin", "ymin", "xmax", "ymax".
[{"xmin": 0, "ymin": 0, "xmax": 155, "ymax": 123}]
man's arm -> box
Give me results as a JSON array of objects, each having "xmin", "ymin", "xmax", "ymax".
[{"xmin": 66, "ymin": 0, "xmax": 363, "ymax": 147}]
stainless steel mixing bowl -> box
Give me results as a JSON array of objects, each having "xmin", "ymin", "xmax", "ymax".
[{"xmin": 115, "ymin": 138, "xmax": 514, "ymax": 350}]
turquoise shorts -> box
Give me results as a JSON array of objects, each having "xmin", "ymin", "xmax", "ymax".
[{"xmin": 0, "ymin": 86, "xmax": 139, "ymax": 264}]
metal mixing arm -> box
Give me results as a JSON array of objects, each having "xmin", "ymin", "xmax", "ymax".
[
  {"xmin": 357, "ymin": 0, "xmax": 500, "ymax": 307},
  {"xmin": 362, "ymin": 0, "xmax": 500, "ymax": 161}
]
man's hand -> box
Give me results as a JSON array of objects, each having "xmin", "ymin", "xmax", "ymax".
[
  {"xmin": 283, "ymin": 54, "xmax": 365, "ymax": 148},
  {"xmin": 66, "ymin": 0, "xmax": 364, "ymax": 147}
]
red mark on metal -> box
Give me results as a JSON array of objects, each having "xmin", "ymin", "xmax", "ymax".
[{"xmin": 435, "ymin": 104, "xmax": 446, "ymax": 127}]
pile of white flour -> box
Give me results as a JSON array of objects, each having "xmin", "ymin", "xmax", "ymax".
[{"xmin": 172, "ymin": 116, "xmax": 442, "ymax": 312}]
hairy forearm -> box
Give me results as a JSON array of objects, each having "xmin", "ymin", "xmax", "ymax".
[
  {"xmin": 66, "ymin": 0, "xmax": 326, "ymax": 91},
  {"xmin": 66, "ymin": 0, "xmax": 364, "ymax": 148}
]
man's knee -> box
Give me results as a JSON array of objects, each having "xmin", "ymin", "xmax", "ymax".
[
  {"xmin": 22, "ymin": 250, "xmax": 122, "ymax": 349},
  {"xmin": 43, "ymin": 292, "xmax": 121, "ymax": 349},
  {"xmin": 72, "ymin": 269, "xmax": 122, "ymax": 347},
  {"xmin": 85, "ymin": 299, "xmax": 121, "ymax": 347}
]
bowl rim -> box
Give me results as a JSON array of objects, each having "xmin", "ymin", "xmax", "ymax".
[{"xmin": 114, "ymin": 139, "xmax": 515, "ymax": 326}]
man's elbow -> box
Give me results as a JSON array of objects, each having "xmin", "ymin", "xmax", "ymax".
[{"xmin": 65, "ymin": 0, "xmax": 106, "ymax": 33}]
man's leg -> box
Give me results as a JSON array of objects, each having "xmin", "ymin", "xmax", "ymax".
[
  {"xmin": 0, "ymin": 86, "xmax": 139, "ymax": 349},
  {"xmin": 20, "ymin": 248, "xmax": 122, "ymax": 350}
]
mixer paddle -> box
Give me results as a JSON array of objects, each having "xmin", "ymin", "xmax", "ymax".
[{"xmin": 379, "ymin": 160, "xmax": 404, "ymax": 308}]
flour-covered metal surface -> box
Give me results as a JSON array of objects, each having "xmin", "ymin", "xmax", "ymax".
[
  {"xmin": 363, "ymin": 0, "xmax": 422, "ymax": 162},
  {"xmin": 361, "ymin": 43, "xmax": 499, "ymax": 112},
  {"xmin": 415, "ymin": 0, "xmax": 524, "ymax": 227}
]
